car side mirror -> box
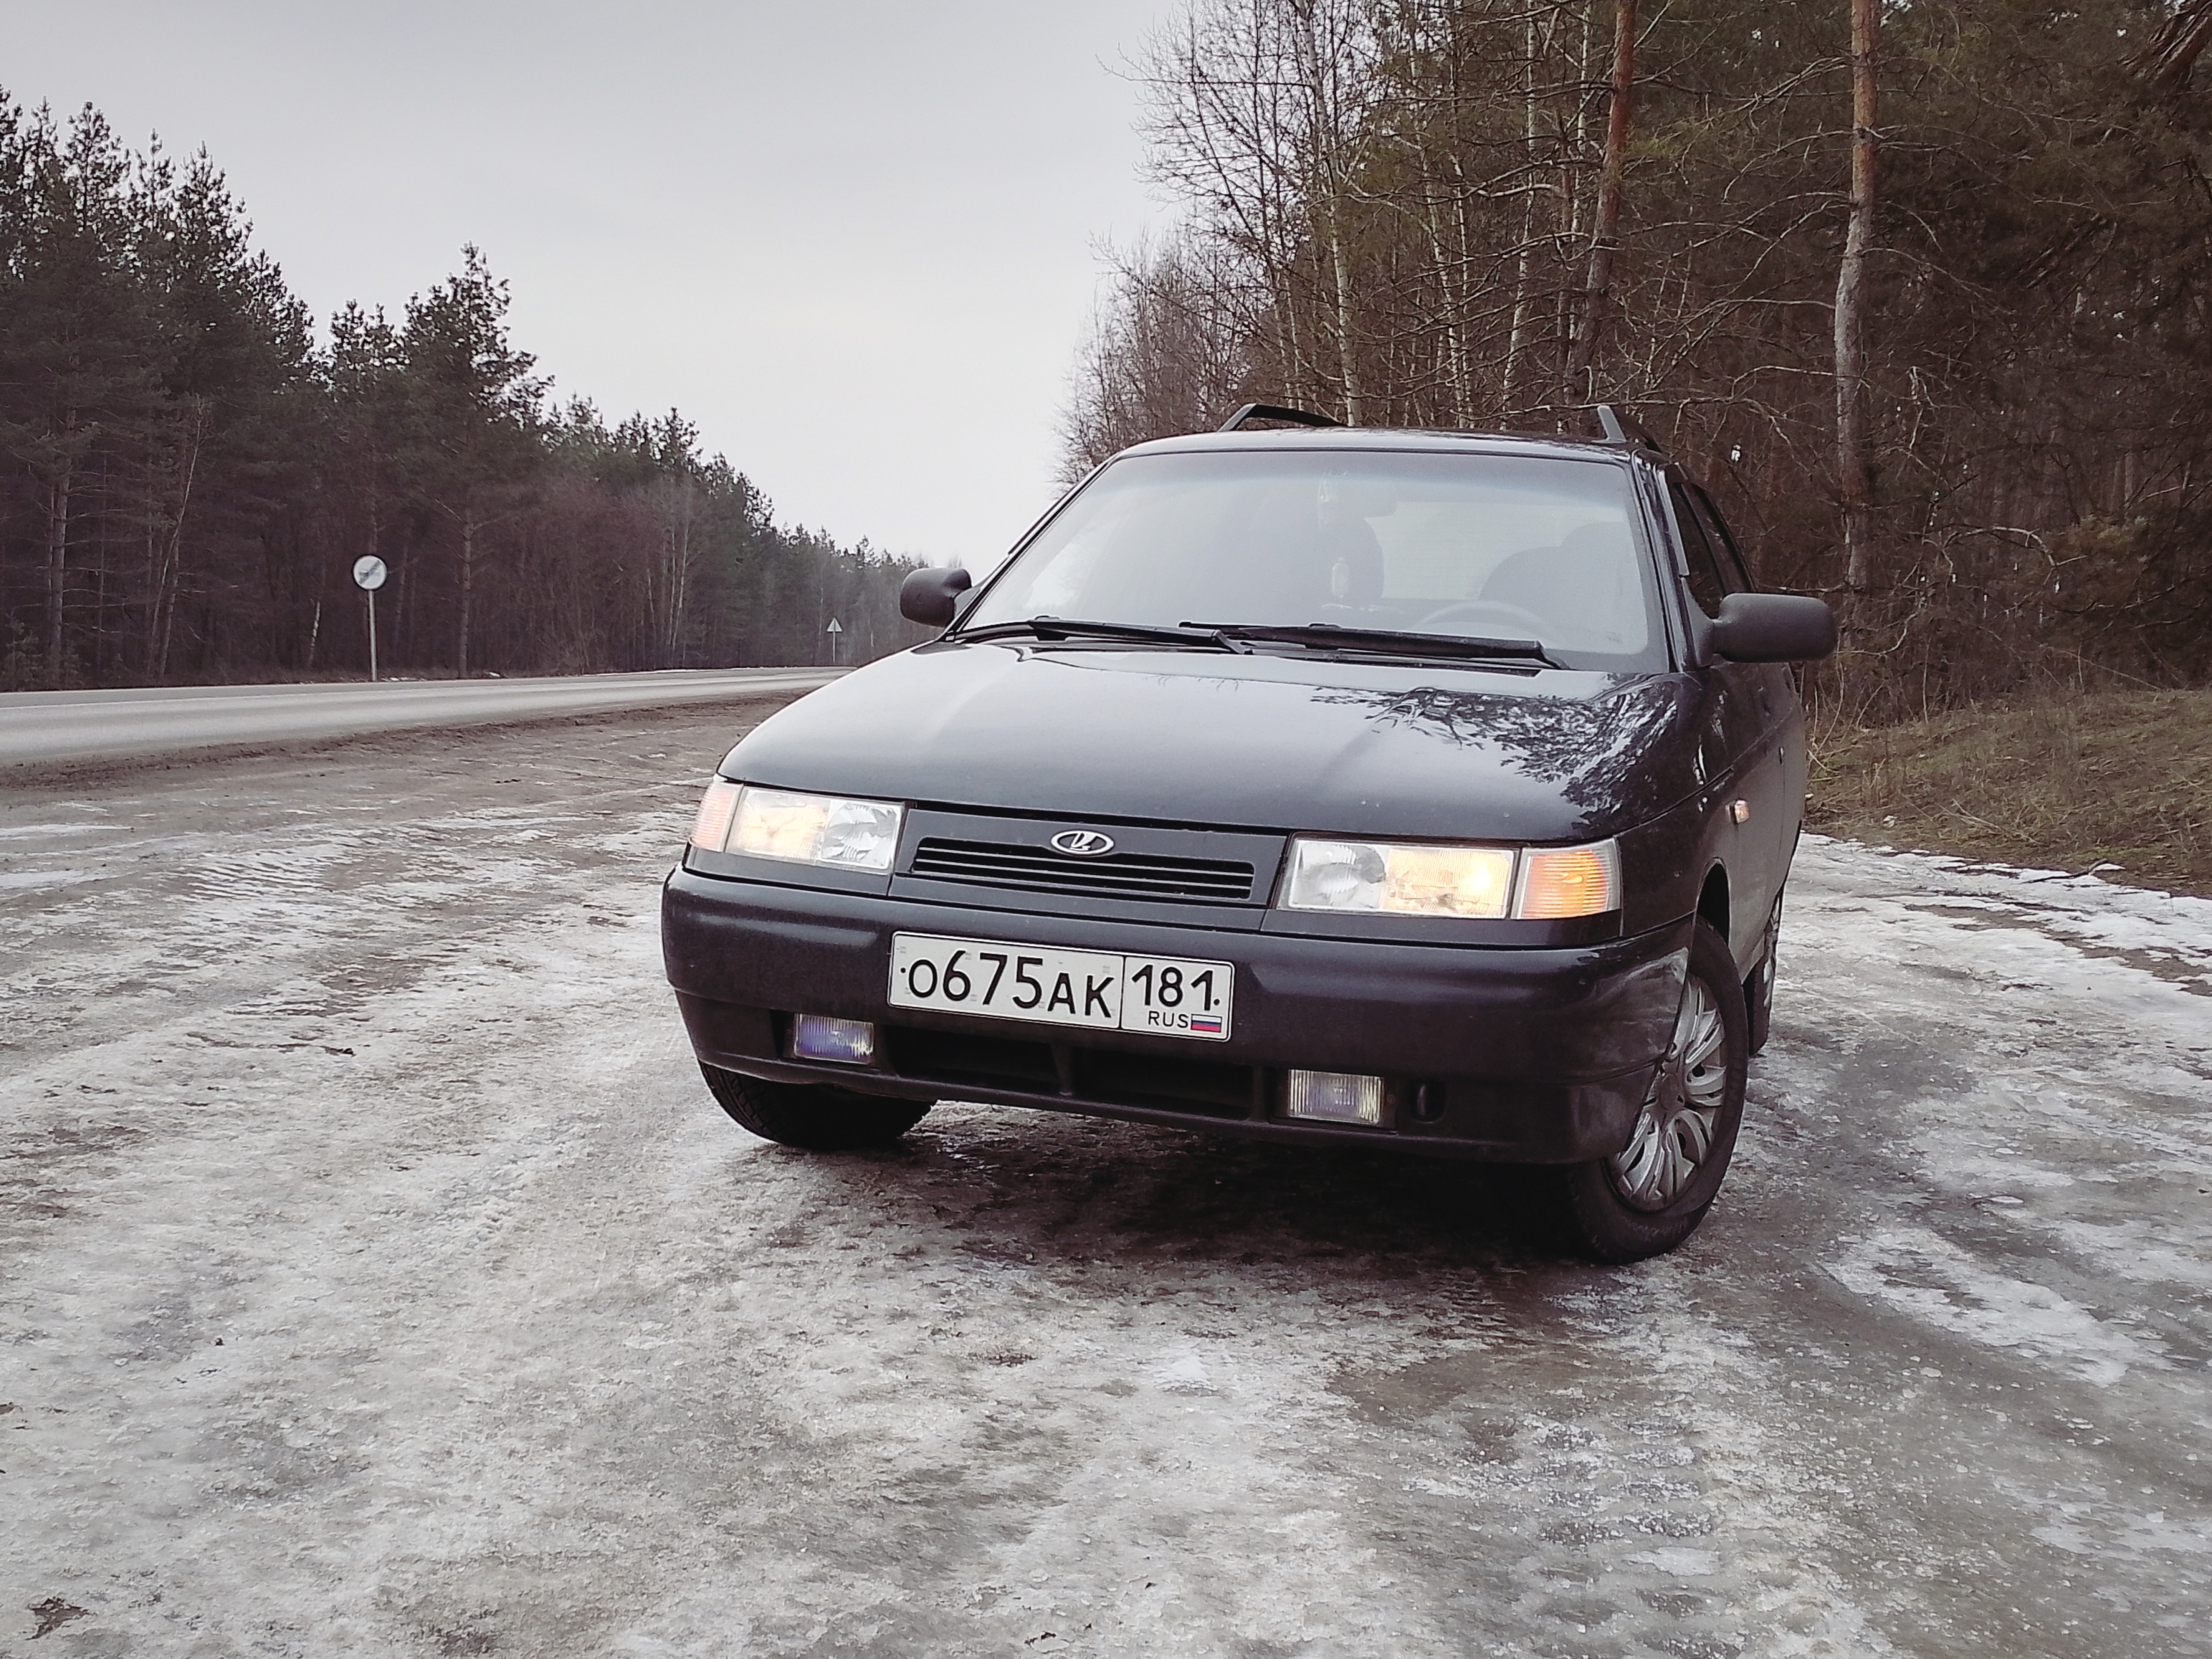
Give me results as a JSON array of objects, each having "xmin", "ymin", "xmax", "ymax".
[
  {"xmin": 900, "ymin": 566, "xmax": 973, "ymax": 628},
  {"xmin": 1707, "ymin": 593, "xmax": 1836, "ymax": 663}
]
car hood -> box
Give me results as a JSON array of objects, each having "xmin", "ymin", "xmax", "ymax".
[{"xmin": 721, "ymin": 641, "xmax": 1699, "ymax": 842}]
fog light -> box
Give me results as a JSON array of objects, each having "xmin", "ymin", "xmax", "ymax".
[
  {"xmin": 1285, "ymin": 1069, "xmax": 1383, "ymax": 1125},
  {"xmin": 791, "ymin": 1015, "xmax": 877, "ymax": 1065}
]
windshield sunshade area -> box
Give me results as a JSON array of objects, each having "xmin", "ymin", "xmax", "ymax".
[{"xmin": 960, "ymin": 449, "xmax": 1667, "ymax": 671}]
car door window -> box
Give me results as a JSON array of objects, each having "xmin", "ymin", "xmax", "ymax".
[
  {"xmin": 1687, "ymin": 484, "xmax": 1753, "ymax": 591},
  {"xmin": 1667, "ymin": 480, "xmax": 1737, "ymax": 618}
]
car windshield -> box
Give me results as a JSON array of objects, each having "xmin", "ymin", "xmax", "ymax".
[{"xmin": 960, "ymin": 449, "xmax": 1666, "ymax": 671}]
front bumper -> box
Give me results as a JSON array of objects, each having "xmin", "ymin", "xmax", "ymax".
[{"xmin": 661, "ymin": 866, "xmax": 1692, "ymax": 1164}]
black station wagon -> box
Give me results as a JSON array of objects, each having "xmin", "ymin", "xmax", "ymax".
[{"xmin": 661, "ymin": 406, "xmax": 1835, "ymax": 1261}]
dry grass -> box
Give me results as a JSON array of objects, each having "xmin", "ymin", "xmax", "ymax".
[{"xmin": 1807, "ymin": 687, "xmax": 2212, "ymax": 898}]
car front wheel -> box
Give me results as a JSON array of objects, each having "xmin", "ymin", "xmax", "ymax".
[
  {"xmin": 1535, "ymin": 919, "xmax": 1748, "ymax": 1263},
  {"xmin": 700, "ymin": 1064, "xmax": 933, "ymax": 1150}
]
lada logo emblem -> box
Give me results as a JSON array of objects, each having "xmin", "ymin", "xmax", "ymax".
[{"xmin": 1049, "ymin": 829, "xmax": 1116, "ymax": 858}]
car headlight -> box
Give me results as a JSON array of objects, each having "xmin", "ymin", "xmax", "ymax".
[
  {"xmin": 689, "ymin": 782, "xmax": 903, "ymax": 873},
  {"xmin": 1282, "ymin": 836, "xmax": 1618, "ymax": 919}
]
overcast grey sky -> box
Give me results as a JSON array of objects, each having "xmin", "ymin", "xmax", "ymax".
[{"xmin": 2, "ymin": 0, "xmax": 1181, "ymax": 565}]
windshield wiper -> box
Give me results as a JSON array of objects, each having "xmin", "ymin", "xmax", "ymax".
[
  {"xmin": 953, "ymin": 618, "xmax": 1241, "ymax": 650},
  {"xmin": 1184, "ymin": 621, "xmax": 1561, "ymax": 669}
]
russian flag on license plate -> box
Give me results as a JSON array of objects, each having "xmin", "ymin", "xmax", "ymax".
[{"xmin": 1188, "ymin": 1014, "xmax": 1224, "ymax": 1035}]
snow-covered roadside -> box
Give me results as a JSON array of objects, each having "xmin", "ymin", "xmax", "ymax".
[
  {"xmin": 1796, "ymin": 831, "xmax": 2212, "ymax": 993},
  {"xmin": 2, "ymin": 724, "xmax": 2207, "ymax": 1658},
  {"xmin": 1745, "ymin": 836, "xmax": 2211, "ymax": 1654}
]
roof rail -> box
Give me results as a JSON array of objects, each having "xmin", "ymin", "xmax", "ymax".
[
  {"xmin": 1591, "ymin": 403, "xmax": 1665, "ymax": 454},
  {"xmin": 1217, "ymin": 402, "xmax": 1344, "ymax": 432}
]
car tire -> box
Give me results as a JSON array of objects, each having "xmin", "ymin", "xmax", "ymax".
[
  {"xmin": 1533, "ymin": 919, "xmax": 1748, "ymax": 1263},
  {"xmin": 700, "ymin": 1064, "xmax": 932, "ymax": 1150},
  {"xmin": 1745, "ymin": 890, "xmax": 1783, "ymax": 1056}
]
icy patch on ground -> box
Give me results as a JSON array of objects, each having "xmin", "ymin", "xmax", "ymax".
[
  {"xmin": 1824, "ymin": 1225, "xmax": 2153, "ymax": 1384},
  {"xmin": 0, "ymin": 867, "xmax": 95, "ymax": 889},
  {"xmin": 1801, "ymin": 833, "xmax": 2212, "ymax": 992}
]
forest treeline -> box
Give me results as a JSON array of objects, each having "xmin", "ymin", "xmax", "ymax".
[
  {"xmin": 0, "ymin": 92, "xmax": 930, "ymax": 692},
  {"xmin": 1068, "ymin": 0, "xmax": 2212, "ymax": 719}
]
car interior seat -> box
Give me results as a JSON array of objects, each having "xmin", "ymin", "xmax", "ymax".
[{"xmin": 1475, "ymin": 522, "xmax": 1641, "ymax": 647}]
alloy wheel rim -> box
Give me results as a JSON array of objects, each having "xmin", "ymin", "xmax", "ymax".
[{"xmin": 1608, "ymin": 977, "xmax": 1727, "ymax": 1212}]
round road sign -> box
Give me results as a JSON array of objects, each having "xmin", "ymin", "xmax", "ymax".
[{"xmin": 352, "ymin": 555, "xmax": 388, "ymax": 591}]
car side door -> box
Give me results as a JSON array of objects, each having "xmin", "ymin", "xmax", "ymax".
[{"xmin": 1664, "ymin": 474, "xmax": 1793, "ymax": 972}]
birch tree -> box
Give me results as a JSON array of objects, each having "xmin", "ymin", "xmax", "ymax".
[{"xmin": 1833, "ymin": 0, "xmax": 1878, "ymax": 602}]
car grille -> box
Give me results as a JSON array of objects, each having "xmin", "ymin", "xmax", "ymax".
[{"xmin": 909, "ymin": 836, "xmax": 1257, "ymax": 904}]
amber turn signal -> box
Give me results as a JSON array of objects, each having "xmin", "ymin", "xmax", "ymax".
[
  {"xmin": 690, "ymin": 778, "xmax": 743, "ymax": 851},
  {"xmin": 1513, "ymin": 841, "xmax": 1621, "ymax": 919}
]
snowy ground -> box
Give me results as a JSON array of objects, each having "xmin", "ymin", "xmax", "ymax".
[{"xmin": 2, "ymin": 705, "xmax": 2207, "ymax": 1658}]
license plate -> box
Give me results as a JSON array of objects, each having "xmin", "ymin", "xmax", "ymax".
[{"xmin": 887, "ymin": 932, "xmax": 1234, "ymax": 1041}]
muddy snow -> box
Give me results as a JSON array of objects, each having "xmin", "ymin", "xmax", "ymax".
[{"xmin": 2, "ymin": 706, "xmax": 2207, "ymax": 1658}]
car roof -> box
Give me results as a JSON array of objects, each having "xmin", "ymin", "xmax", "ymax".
[{"xmin": 1112, "ymin": 426, "xmax": 1654, "ymax": 467}]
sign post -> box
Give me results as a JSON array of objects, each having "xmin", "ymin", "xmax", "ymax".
[
  {"xmin": 825, "ymin": 616, "xmax": 844, "ymax": 666},
  {"xmin": 353, "ymin": 555, "xmax": 388, "ymax": 682}
]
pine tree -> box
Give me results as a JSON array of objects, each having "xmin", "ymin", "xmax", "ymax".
[
  {"xmin": 0, "ymin": 103, "xmax": 159, "ymax": 687},
  {"xmin": 396, "ymin": 246, "xmax": 544, "ymax": 676}
]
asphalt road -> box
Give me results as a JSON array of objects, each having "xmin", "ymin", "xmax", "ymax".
[
  {"xmin": 0, "ymin": 668, "xmax": 843, "ymax": 768},
  {"xmin": 2, "ymin": 700, "xmax": 2208, "ymax": 1657}
]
